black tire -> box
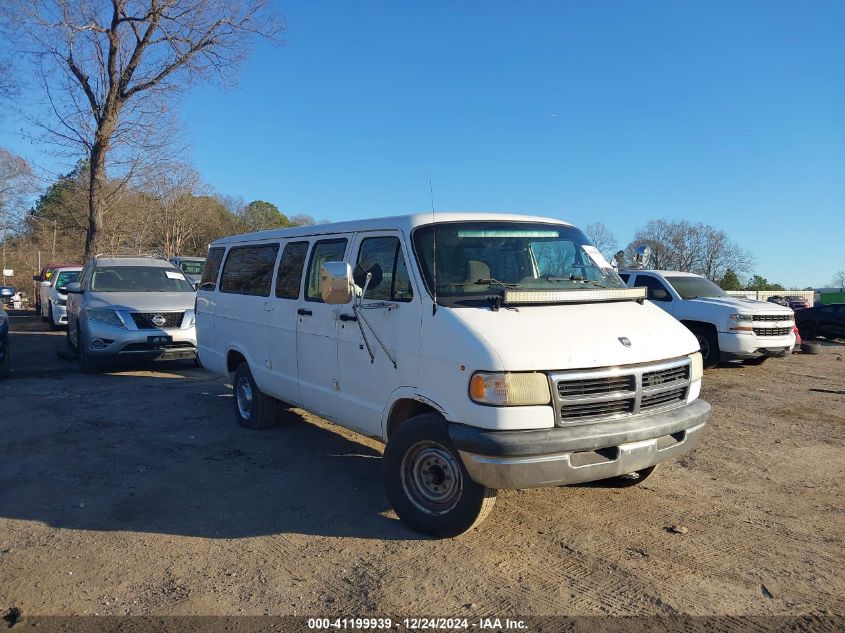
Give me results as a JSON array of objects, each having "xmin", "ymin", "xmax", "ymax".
[
  {"xmin": 48, "ymin": 304, "xmax": 59, "ymax": 331},
  {"xmin": 232, "ymin": 363, "xmax": 276, "ymax": 429},
  {"xmin": 76, "ymin": 326, "xmax": 99, "ymax": 374},
  {"xmin": 383, "ymin": 413, "xmax": 497, "ymax": 538},
  {"xmin": 799, "ymin": 322, "xmax": 817, "ymax": 340},
  {"xmin": 0, "ymin": 340, "xmax": 10, "ymax": 379},
  {"xmin": 689, "ymin": 326, "xmax": 720, "ymax": 368},
  {"xmin": 801, "ymin": 341, "xmax": 820, "ymax": 355},
  {"xmin": 599, "ymin": 465, "xmax": 657, "ymax": 488}
]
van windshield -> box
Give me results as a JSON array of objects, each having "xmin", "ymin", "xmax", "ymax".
[
  {"xmin": 91, "ymin": 267, "xmax": 195, "ymax": 292},
  {"xmin": 413, "ymin": 221, "xmax": 626, "ymax": 307}
]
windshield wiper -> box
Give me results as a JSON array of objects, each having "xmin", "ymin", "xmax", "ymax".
[{"xmin": 545, "ymin": 275, "xmax": 608, "ymax": 288}]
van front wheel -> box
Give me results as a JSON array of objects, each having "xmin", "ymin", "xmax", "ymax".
[
  {"xmin": 233, "ymin": 363, "xmax": 276, "ymax": 430},
  {"xmin": 383, "ymin": 413, "xmax": 497, "ymax": 538}
]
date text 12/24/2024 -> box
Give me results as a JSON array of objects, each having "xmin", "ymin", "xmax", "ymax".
[{"xmin": 307, "ymin": 618, "xmax": 528, "ymax": 630}]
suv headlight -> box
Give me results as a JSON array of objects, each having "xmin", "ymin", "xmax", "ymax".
[
  {"xmin": 53, "ymin": 298, "xmax": 67, "ymax": 306},
  {"xmin": 87, "ymin": 309, "xmax": 125, "ymax": 327},
  {"xmin": 469, "ymin": 372, "xmax": 551, "ymax": 406}
]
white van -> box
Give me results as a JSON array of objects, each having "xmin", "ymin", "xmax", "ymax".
[{"xmin": 196, "ymin": 213, "xmax": 710, "ymax": 536}]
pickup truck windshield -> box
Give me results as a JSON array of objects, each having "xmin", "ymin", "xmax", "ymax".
[
  {"xmin": 663, "ymin": 275, "xmax": 727, "ymax": 300},
  {"xmin": 91, "ymin": 267, "xmax": 195, "ymax": 293},
  {"xmin": 413, "ymin": 221, "xmax": 626, "ymax": 307}
]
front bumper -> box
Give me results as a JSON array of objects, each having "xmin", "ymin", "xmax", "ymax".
[
  {"xmin": 717, "ymin": 331, "xmax": 794, "ymax": 360},
  {"xmin": 51, "ymin": 302, "xmax": 68, "ymax": 325},
  {"xmin": 450, "ymin": 399, "xmax": 710, "ymax": 489},
  {"xmin": 83, "ymin": 319, "xmax": 197, "ymax": 361}
]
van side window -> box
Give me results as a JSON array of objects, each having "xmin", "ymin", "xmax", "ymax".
[
  {"xmin": 305, "ymin": 239, "xmax": 347, "ymax": 302},
  {"xmin": 634, "ymin": 275, "xmax": 672, "ymax": 302},
  {"xmin": 355, "ymin": 236, "xmax": 413, "ymax": 302},
  {"xmin": 220, "ymin": 244, "xmax": 280, "ymax": 296},
  {"xmin": 275, "ymin": 241, "xmax": 309, "ymax": 299},
  {"xmin": 199, "ymin": 247, "xmax": 226, "ymax": 291}
]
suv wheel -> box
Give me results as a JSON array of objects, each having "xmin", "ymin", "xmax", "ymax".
[
  {"xmin": 383, "ymin": 413, "xmax": 497, "ymax": 537},
  {"xmin": 233, "ymin": 363, "xmax": 276, "ymax": 429},
  {"xmin": 77, "ymin": 326, "xmax": 98, "ymax": 374}
]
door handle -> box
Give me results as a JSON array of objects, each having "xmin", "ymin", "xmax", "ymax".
[
  {"xmin": 339, "ymin": 313, "xmax": 357, "ymax": 322},
  {"xmin": 297, "ymin": 308, "xmax": 312, "ymax": 316}
]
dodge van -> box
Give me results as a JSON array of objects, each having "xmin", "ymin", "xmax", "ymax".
[{"xmin": 197, "ymin": 213, "xmax": 710, "ymax": 536}]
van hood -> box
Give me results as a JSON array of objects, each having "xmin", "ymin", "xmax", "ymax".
[
  {"xmin": 449, "ymin": 300, "xmax": 699, "ymax": 371},
  {"xmin": 685, "ymin": 296, "xmax": 793, "ymax": 315},
  {"xmin": 86, "ymin": 292, "xmax": 196, "ymax": 312}
]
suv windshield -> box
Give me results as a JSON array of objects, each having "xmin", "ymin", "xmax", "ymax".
[
  {"xmin": 413, "ymin": 221, "xmax": 626, "ymax": 306},
  {"xmin": 179, "ymin": 261, "xmax": 204, "ymax": 275},
  {"xmin": 91, "ymin": 266, "xmax": 195, "ymax": 292},
  {"xmin": 664, "ymin": 275, "xmax": 727, "ymax": 300}
]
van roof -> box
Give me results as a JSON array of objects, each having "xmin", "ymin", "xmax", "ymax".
[{"xmin": 211, "ymin": 211, "xmax": 574, "ymax": 246}]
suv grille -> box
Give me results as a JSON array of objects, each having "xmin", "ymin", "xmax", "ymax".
[
  {"xmin": 551, "ymin": 358, "xmax": 691, "ymax": 426},
  {"xmin": 131, "ymin": 312, "xmax": 184, "ymax": 329},
  {"xmin": 753, "ymin": 326, "xmax": 791, "ymax": 336}
]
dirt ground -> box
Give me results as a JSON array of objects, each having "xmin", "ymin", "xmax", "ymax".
[{"xmin": 1, "ymin": 312, "xmax": 844, "ymax": 618}]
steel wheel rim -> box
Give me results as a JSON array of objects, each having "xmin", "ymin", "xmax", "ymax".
[
  {"xmin": 236, "ymin": 376, "xmax": 253, "ymax": 420},
  {"xmin": 400, "ymin": 440, "xmax": 463, "ymax": 516}
]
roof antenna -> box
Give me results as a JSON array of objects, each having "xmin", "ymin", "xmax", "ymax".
[{"xmin": 428, "ymin": 164, "xmax": 438, "ymax": 315}]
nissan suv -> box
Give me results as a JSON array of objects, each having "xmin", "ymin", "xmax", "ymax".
[{"xmin": 65, "ymin": 256, "xmax": 198, "ymax": 372}]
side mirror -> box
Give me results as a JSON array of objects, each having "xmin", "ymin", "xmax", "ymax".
[
  {"xmin": 40, "ymin": 280, "xmax": 52, "ymax": 287},
  {"xmin": 65, "ymin": 282, "xmax": 82, "ymax": 294},
  {"xmin": 320, "ymin": 261, "xmax": 354, "ymax": 304}
]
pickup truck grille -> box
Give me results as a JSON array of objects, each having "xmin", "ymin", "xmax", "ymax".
[
  {"xmin": 130, "ymin": 312, "xmax": 184, "ymax": 329},
  {"xmin": 550, "ymin": 358, "xmax": 691, "ymax": 426},
  {"xmin": 753, "ymin": 327, "xmax": 791, "ymax": 336},
  {"xmin": 753, "ymin": 314, "xmax": 793, "ymax": 322}
]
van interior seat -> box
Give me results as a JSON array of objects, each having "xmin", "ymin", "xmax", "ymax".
[{"xmin": 466, "ymin": 260, "xmax": 490, "ymax": 283}]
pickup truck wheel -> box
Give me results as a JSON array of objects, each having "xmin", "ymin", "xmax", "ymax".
[
  {"xmin": 233, "ymin": 363, "xmax": 275, "ymax": 429},
  {"xmin": 383, "ymin": 413, "xmax": 497, "ymax": 538},
  {"xmin": 602, "ymin": 465, "xmax": 657, "ymax": 488},
  {"xmin": 799, "ymin": 322, "xmax": 817, "ymax": 340},
  {"xmin": 690, "ymin": 326, "xmax": 719, "ymax": 368}
]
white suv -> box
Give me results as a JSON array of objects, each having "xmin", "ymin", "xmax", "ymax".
[
  {"xmin": 39, "ymin": 266, "xmax": 82, "ymax": 330},
  {"xmin": 620, "ymin": 270, "xmax": 795, "ymax": 367}
]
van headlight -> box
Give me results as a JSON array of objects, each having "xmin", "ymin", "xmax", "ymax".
[
  {"xmin": 469, "ymin": 372, "xmax": 551, "ymax": 406},
  {"xmin": 689, "ymin": 352, "xmax": 703, "ymax": 382},
  {"xmin": 87, "ymin": 309, "xmax": 125, "ymax": 327}
]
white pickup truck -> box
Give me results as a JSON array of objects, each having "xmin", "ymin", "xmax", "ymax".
[{"xmin": 619, "ymin": 270, "xmax": 795, "ymax": 367}]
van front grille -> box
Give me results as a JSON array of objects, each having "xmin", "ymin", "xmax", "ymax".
[{"xmin": 551, "ymin": 358, "xmax": 691, "ymax": 427}]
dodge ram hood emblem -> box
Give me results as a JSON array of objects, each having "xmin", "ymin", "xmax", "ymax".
[
  {"xmin": 618, "ymin": 336, "xmax": 632, "ymax": 347},
  {"xmin": 151, "ymin": 314, "xmax": 166, "ymax": 327}
]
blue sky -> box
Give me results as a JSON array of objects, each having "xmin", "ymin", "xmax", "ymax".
[{"xmin": 3, "ymin": 1, "xmax": 844, "ymax": 287}]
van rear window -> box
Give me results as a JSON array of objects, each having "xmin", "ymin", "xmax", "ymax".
[
  {"xmin": 276, "ymin": 241, "xmax": 309, "ymax": 299},
  {"xmin": 199, "ymin": 247, "xmax": 225, "ymax": 291},
  {"xmin": 220, "ymin": 244, "xmax": 280, "ymax": 296}
]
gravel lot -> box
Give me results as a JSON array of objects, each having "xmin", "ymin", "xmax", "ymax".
[{"xmin": 2, "ymin": 312, "xmax": 844, "ymax": 618}]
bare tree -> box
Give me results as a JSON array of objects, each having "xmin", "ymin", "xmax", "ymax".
[
  {"xmin": 831, "ymin": 270, "xmax": 845, "ymax": 288},
  {"xmin": 6, "ymin": 0, "xmax": 283, "ymax": 259},
  {"xmin": 0, "ymin": 148, "xmax": 36, "ymax": 233},
  {"xmin": 583, "ymin": 222, "xmax": 618, "ymax": 259},
  {"xmin": 625, "ymin": 218, "xmax": 754, "ymax": 280}
]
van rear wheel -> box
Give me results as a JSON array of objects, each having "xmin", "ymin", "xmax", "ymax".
[
  {"xmin": 233, "ymin": 363, "xmax": 276, "ymax": 430},
  {"xmin": 383, "ymin": 413, "xmax": 497, "ymax": 538}
]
